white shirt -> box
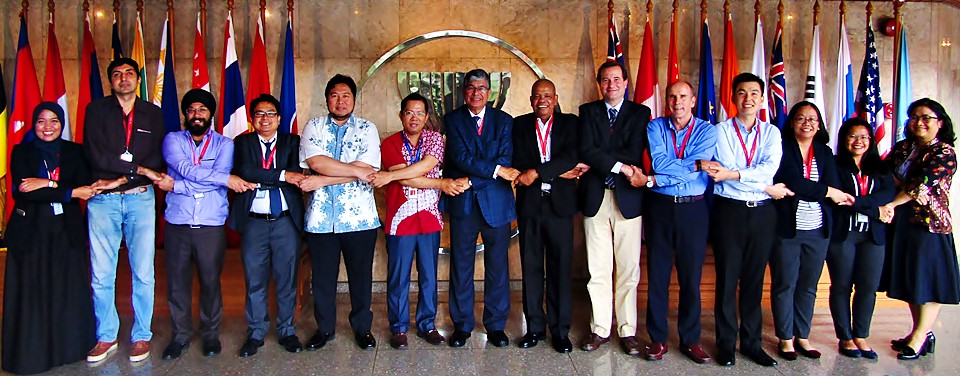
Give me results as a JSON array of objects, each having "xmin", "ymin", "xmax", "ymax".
[{"xmin": 250, "ymin": 134, "xmax": 290, "ymax": 214}]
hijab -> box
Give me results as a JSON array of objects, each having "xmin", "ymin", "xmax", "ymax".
[{"xmin": 30, "ymin": 102, "xmax": 65, "ymax": 174}]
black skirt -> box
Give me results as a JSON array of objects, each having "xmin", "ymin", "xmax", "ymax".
[
  {"xmin": 881, "ymin": 207, "xmax": 960, "ymax": 305},
  {"xmin": 2, "ymin": 213, "xmax": 96, "ymax": 375}
]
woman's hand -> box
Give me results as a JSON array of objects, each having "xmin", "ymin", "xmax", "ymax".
[
  {"xmin": 71, "ymin": 186, "xmax": 98, "ymax": 200},
  {"xmin": 19, "ymin": 178, "xmax": 52, "ymax": 193}
]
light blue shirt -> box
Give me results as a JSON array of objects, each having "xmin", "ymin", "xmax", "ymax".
[
  {"xmin": 162, "ymin": 129, "xmax": 233, "ymax": 226},
  {"xmin": 713, "ymin": 117, "xmax": 783, "ymax": 201},
  {"xmin": 647, "ymin": 116, "xmax": 717, "ymax": 196}
]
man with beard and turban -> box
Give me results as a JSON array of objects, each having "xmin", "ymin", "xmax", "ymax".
[{"xmin": 156, "ymin": 89, "xmax": 256, "ymax": 360}]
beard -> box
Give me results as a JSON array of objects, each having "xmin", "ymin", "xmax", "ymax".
[{"xmin": 185, "ymin": 117, "xmax": 213, "ymax": 136}]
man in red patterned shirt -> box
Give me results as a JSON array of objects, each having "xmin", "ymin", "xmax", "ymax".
[{"xmin": 369, "ymin": 93, "xmax": 468, "ymax": 349}]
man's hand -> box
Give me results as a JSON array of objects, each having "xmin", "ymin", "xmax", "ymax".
[
  {"xmin": 627, "ymin": 166, "xmax": 649, "ymax": 187},
  {"xmin": 515, "ymin": 169, "xmax": 538, "ymax": 187},
  {"xmin": 156, "ymin": 174, "xmax": 174, "ymax": 192},
  {"xmin": 72, "ymin": 186, "xmax": 98, "ymax": 200},
  {"xmin": 137, "ymin": 166, "xmax": 163, "ymax": 182},
  {"xmin": 498, "ymin": 167, "xmax": 521, "ymax": 182},
  {"xmin": 19, "ymin": 178, "xmax": 52, "ymax": 193},
  {"xmin": 440, "ymin": 178, "xmax": 468, "ymax": 196},
  {"xmin": 765, "ymin": 183, "xmax": 795, "ymax": 200},
  {"xmin": 620, "ymin": 164, "xmax": 635, "ymax": 178},
  {"xmin": 368, "ymin": 171, "xmax": 395, "ymax": 189},
  {"xmin": 353, "ymin": 165, "xmax": 376, "ymax": 182},
  {"xmin": 284, "ymin": 171, "xmax": 307, "ymax": 185},
  {"xmin": 91, "ymin": 177, "xmax": 126, "ymax": 191},
  {"xmin": 705, "ymin": 165, "xmax": 739, "ymax": 182},
  {"xmin": 298, "ymin": 175, "xmax": 330, "ymax": 192},
  {"xmin": 228, "ymin": 175, "xmax": 256, "ymax": 193},
  {"xmin": 699, "ymin": 160, "xmax": 721, "ymax": 171}
]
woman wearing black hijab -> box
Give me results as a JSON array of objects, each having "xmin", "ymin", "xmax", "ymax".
[{"xmin": 2, "ymin": 102, "xmax": 99, "ymax": 374}]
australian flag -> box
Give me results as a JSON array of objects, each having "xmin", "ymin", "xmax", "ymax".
[
  {"xmin": 769, "ymin": 22, "xmax": 787, "ymax": 129},
  {"xmin": 606, "ymin": 14, "xmax": 628, "ymax": 100},
  {"xmin": 854, "ymin": 24, "xmax": 887, "ymax": 156}
]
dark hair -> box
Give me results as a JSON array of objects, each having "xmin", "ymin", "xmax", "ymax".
[
  {"xmin": 835, "ymin": 118, "xmax": 887, "ymax": 176},
  {"xmin": 906, "ymin": 98, "xmax": 956, "ymax": 146},
  {"xmin": 463, "ymin": 69, "xmax": 491, "ymax": 90},
  {"xmin": 400, "ymin": 92, "xmax": 430, "ymax": 113},
  {"xmin": 596, "ymin": 61, "xmax": 628, "ymax": 84},
  {"xmin": 782, "ymin": 101, "xmax": 829, "ymax": 145},
  {"xmin": 324, "ymin": 74, "xmax": 357, "ymax": 98},
  {"xmin": 107, "ymin": 57, "xmax": 140, "ymax": 76},
  {"xmin": 732, "ymin": 72, "xmax": 765, "ymax": 96},
  {"xmin": 249, "ymin": 94, "xmax": 281, "ymax": 117}
]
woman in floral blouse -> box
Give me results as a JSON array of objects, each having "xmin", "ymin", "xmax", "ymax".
[{"xmin": 882, "ymin": 98, "xmax": 959, "ymax": 360}]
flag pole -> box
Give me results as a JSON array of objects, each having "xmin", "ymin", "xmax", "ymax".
[
  {"xmin": 200, "ymin": 0, "xmax": 206, "ymax": 32},
  {"xmin": 113, "ymin": 0, "xmax": 120, "ymax": 30},
  {"xmin": 167, "ymin": 0, "xmax": 175, "ymax": 57}
]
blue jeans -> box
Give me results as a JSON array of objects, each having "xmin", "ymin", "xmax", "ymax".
[
  {"xmin": 386, "ymin": 232, "xmax": 440, "ymax": 334},
  {"xmin": 87, "ymin": 186, "xmax": 156, "ymax": 343}
]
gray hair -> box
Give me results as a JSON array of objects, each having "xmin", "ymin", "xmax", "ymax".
[{"xmin": 463, "ymin": 69, "xmax": 490, "ymax": 90}]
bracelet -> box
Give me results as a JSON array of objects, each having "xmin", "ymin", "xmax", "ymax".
[{"xmin": 696, "ymin": 160, "xmax": 702, "ymax": 171}]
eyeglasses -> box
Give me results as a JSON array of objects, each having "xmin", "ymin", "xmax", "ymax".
[
  {"xmin": 465, "ymin": 86, "xmax": 489, "ymax": 93},
  {"xmin": 185, "ymin": 107, "xmax": 210, "ymax": 116},
  {"xmin": 793, "ymin": 116, "xmax": 819, "ymax": 125},
  {"xmin": 253, "ymin": 111, "xmax": 278, "ymax": 119},
  {"xmin": 846, "ymin": 135, "xmax": 871, "ymax": 142},
  {"xmin": 908, "ymin": 115, "xmax": 939, "ymax": 123},
  {"xmin": 402, "ymin": 110, "xmax": 427, "ymax": 117}
]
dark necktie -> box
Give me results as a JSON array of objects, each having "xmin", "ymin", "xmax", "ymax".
[
  {"xmin": 473, "ymin": 116, "xmax": 482, "ymax": 135},
  {"xmin": 263, "ymin": 140, "xmax": 283, "ymax": 217},
  {"xmin": 605, "ymin": 108, "xmax": 619, "ymax": 189}
]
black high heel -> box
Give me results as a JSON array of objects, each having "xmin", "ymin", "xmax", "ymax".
[
  {"xmin": 926, "ymin": 332, "xmax": 936, "ymax": 354},
  {"xmin": 892, "ymin": 331, "xmax": 934, "ymax": 352},
  {"xmin": 897, "ymin": 337, "xmax": 930, "ymax": 360}
]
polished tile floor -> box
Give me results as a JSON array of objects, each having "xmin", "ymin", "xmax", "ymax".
[{"xmin": 18, "ymin": 288, "xmax": 960, "ymax": 376}]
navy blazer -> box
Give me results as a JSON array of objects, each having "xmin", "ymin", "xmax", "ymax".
[
  {"xmin": 831, "ymin": 163, "xmax": 895, "ymax": 245},
  {"xmin": 442, "ymin": 105, "xmax": 517, "ymax": 228},
  {"xmin": 227, "ymin": 132, "xmax": 305, "ymax": 232},
  {"xmin": 577, "ymin": 100, "xmax": 650, "ymax": 219},
  {"xmin": 512, "ymin": 112, "xmax": 579, "ymax": 218},
  {"xmin": 773, "ymin": 138, "xmax": 840, "ymax": 239}
]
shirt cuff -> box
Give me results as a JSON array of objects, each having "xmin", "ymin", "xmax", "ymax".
[
  {"xmin": 279, "ymin": 170, "xmax": 287, "ymax": 182},
  {"xmin": 611, "ymin": 162, "xmax": 623, "ymax": 174},
  {"xmin": 493, "ymin": 165, "xmax": 501, "ymax": 179}
]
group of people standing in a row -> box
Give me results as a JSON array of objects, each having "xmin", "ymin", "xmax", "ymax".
[{"xmin": 0, "ymin": 57, "xmax": 956, "ymax": 375}]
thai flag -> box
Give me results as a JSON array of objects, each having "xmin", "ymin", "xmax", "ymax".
[
  {"xmin": 192, "ymin": 12, "xmax": 211, "ymax": 92},
  {"xmin": 42, "ymin": 13, "xmax": 71, "ymax": 141},
  {"xmin": 76, "ymin": 12, "xmax": 103, "ymax": 144},
  {"xmin": 633, "ymin": 15, "xmax": 660, "ymax": 119},
  {"xmin": 606, "ymin": 12, "xmax": 628, "ymax": 100},
  {"xmin": 830, "ymin": 18, "xmax": 855, "ymax": 153},
  {"xmin": 893, "ymin": 27, "xmax": 912, "ymax": 143},
  {"xmin": 768, "ymin": 21, "xmax": 787, "ymax": 129},
  {"xmin": 854, "ymin": 23, "xmax": 887, "ymax": 156},
  {"xmin": 750, "ymin": 18, "xmax": 769, "ymax": 123},
  {"xmin": 219, "ymin": 11, "xmax": 247, "ymax": 139},
  {"xmin": 718, "ymin": 13, "xmax": 738, "ymax": 122},
  {"xmin": 695, "ymin": 20, "xmax": 716, "ymax": 124},
  {"xmin": 8, "ymin": 16, "xmax": 41, "ymax": 219},
  {"xmin": 152, "ymin": 15, "xmax": 179, "ymax": 134},
  {"xmin": 279, "ymin": 14, "xmax": 298, "ymax": 134}
]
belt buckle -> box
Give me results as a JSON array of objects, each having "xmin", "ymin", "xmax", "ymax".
[
  {"xmin": 673, "ymin": 195, "xmax": 683, "ymax": 204},
  {"xmin": 189, "ymin": 224, "xmax": 201, "ymax": 229},
  {"xmin": 746, "ymin": 200, "xmax": 759, "ymax": 208}
]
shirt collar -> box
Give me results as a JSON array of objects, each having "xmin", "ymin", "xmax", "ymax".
[
  {"xmin": 257, "ymin": 134, "xmax": 278, "ymax": 144},
  {"xmin": 604, "ymin": 99, "xmax": 624, "ymax": 113},
  {"xmin": 326, "ymin": 114, "xmax": 355, "ymax": 128},
  {"xmin": 669, "ymin": 116, "xmax": 696, "ymax": 132},
  {"xmin": 536, "ymin": 115, "xmax": 553, "ymax": 128},
  {"xmin": 468, "ymin": 106, "xmax": 487, "ymax": 120}
]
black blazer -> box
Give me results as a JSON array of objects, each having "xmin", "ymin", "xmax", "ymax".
[
  {"xmin": 512, "ymin": 112, "xmax": 579, "ymax": 218},
  {"xmin": 5, "ymin": 141, "xmax": 90, "ymax": 253},
  {"xmin": 577, "ymin": 100, "xmax": 650, "ymax": 219},
  {"xmin": 830, "ymin": 163, "xmax": 895, "ymax": 245},
  {"xmin": 227, "ymin": 132, "xmax": 305, "ymax": 232},
  {"xmin": 773, "ymin": 138, "xmax": 840, "ymax": 239}
]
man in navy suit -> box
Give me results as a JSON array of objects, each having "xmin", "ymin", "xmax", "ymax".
[{"xmin": 443, "ymin": 69, "xmax": 518, "ymax": 348}]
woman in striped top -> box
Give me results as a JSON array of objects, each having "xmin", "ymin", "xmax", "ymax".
[
  {"xmin": 771, "ymin": 101, "xmax": 853, "ymax": 360},
  {"xmin": 826, "ymin": 118, "xmax": 895, "ymax": 359}
]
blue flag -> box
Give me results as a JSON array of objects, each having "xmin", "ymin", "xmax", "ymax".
[
  {"xmin": 894, "ymin": 27, "xmax": 912, "ymax": 143},
  {"xmin": 279, "ymin": 17, "xmax": 298, "ymax": 134},
  {"xmin": 695, "ymin": 20, "xmax": 716, "ymax": 124}
]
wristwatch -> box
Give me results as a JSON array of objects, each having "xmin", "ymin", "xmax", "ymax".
[{"xmin": 645, "ymin": 177, "xmax": 654, "ymax": 188}]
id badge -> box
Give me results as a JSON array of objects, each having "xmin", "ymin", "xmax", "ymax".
[
  {"xmin": 856, "ymin": 213, "xmax": 869, "ymax": 223},
  {"xmin": 255, "ymin": 189, "xmax": 267, "ymax": 199},
  {"xmin": 52, "ymin": 202, "xmax": 63, "ymax": 216},
  {"xmin": 120, "ymin": 151, "xmax": 134, "ymax": 162},
  {"xmin": 193, "ymin": 192, "xmax": 205, "ymax": 198}
]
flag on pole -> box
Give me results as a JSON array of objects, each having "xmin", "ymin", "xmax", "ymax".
[
  {"xmin": 854, "ymin": 22, "xmax": 888, "ymax": 156},
  {"xmin": 43, "ymin": 13, "xmax": 72, "ymax": 141},
  {"xmin": 768, "ymin": 20, "xmax": 788, "ymax": 129},
  {"xmin": 152, "ymin": 14, "xmax": 180, "ymax": 133},
  {"xmin": 111, "ymin": 15, "xmax": 123, "ymax": 59},
  {"xmin": 634, "ymin": 15, "xmax": 661, "ymax": 119},
  {"xmin": 247, "ymin": 12, "xmax": 271, "ymax": 131},
  {"xmin": 666, "ymin": 11, "xmax": 680, "ymax": 86},
  {"xmin": 219, "ymin": 11, "xmax": 247, "ymax": 139},
  {"xmin": 804, "ymin": 24, "xmax": 826, "ymax": 119},
  {"xmin": 750, "ymin": 18, "xmax": 770, "ymax": 123},
  {"xmin": 8, "ymin": 16, "xmax": 42, "ymax": 219},
  {"xmin": 192, "ymin": 12, "xmax": 211, "ymax": 92},
  {"xmin": 76, "ymin": 12, "xmax": 104, "ymax": 145},
  {"xmin": 718, "ymin": 13, "xmax": 739, "ymax": 122},
  {"xmin": 830, "ymin": 18, "xmax": 855, "ymax": 153},
  {"xmin": 893, "ymin": 27, "xmax": 912, "ymax": 143},
  {"xmin": 131, "ymin": 11, "xmax": 148, "ymax": 98},
  {"xmin": 279, "ymin": 14, "xmax": 298, "ymax": 134},
  {"xmin": 0, "ymin": 64, "xmax": 7, "ymax": 179},
  {"xmin": 606, "ymin": 11, "xmax": 628, "ymax": 100},
  {"xmin": 695, "ymin": 20, "xmax": 717, "ymax": 124}
]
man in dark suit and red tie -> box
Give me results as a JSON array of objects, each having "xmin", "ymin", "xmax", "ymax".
[
  {"xmin": 443, "ymin": 68, "xmax": 519, "ymax": 348},
  {"xmin": 577, "ymin": 61, "xmax": 651, "ymax": 356},
  {"xmin": 512, "ymin": 79, "xmax": 585, "ymax": 353}
]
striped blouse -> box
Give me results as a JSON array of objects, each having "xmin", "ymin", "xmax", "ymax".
[{"xmin": 796, "ymin": 156, "xmax": 824, "ymax": 230}]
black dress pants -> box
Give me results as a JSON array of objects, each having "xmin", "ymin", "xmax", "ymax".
[{"xmin": 306, "ymin": 229, "xmax": 377, "ymax": 335}]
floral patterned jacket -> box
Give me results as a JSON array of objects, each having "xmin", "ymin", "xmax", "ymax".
[{"xmin": 888, "ymin": 139, "xmax": 956, "ymax": 233}]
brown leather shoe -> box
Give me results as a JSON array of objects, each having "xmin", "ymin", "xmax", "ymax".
[
  {"xmin": 645, "ymin": 342, "xmax": 668, "ymax": 361},
  {"xmin": 390, "ymin": 333, "xmax": 408, "ymax": 349},
  {"xmin": 580, "ymin": 333, "xmax": 609, "ymax": 351},
  {"xmin": 680, "ymin": 344, "xmax": 712, "ymax": 364},
  {"xmin": 417, "ymin": 329, "xmax": 445, "ymax": 345},
  {"xmin": 86, "ymin": 341, "xmax": 118, "ymax": 363},
  {"xmin": 621, "ymin": 336, "xmax": 642, "ymax": 356}
]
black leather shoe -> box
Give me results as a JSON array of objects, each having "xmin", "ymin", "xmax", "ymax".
[
  {"xmin": 552, "ymin": 336, "xmax": 573, "ymax": 353},
  {"xmin": 202, "ymin": 339, "xmax": 222, "ymax": 357},
  {"xmin": 305, "ymin": 331, "xmax": 334, "ymax": 351},
  {"xmin": 518, "ymin": 332, "xmax": 545, "ymax": 349},
  {"xmin": 449, "ymin": 330, "xmax": 471, "ymax": 348},
  {"xmin": 838, "ymin": 346, "xmax": 861, "ymax": 358},
  {"xmin": 279, "ymin": 335, "xmax": 303, "ymax": 353},
  {"xmin": 716, "ymin": 350, "xmax": 736, "ymax": 367},
  {"xmin": 488, "ymin": 331, "xmax": 509, "ymax": 347},
  {"xmin": 743, "ymin": 349, "xmax": 778, "ymax": 367},
  {"xmin": 161, "ymin": 341, "xmax": 189, "ymax": 360},
  {"xmin": 238, "ymin": 338, "xmax": 264, "ymax": 357},
  {"xmin": 356, "ymin": 332, "xmax": 376, "ymax": 350}
]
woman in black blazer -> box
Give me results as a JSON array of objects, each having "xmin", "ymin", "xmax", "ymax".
[
  {"xmin": 771, "ymin": 101, "xmax": 852, "ymax": 360},
  {"xmin": 1, "ymin": 103, "xmax": 99, "ymax": 374},
  {"xmin": 826, "ymin": 118, "xmax": 895, "ymax": 359}
]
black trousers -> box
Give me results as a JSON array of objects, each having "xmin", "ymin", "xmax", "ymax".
[
  {"xmin": 240, "ymin": 215, "xmax": 301, "ymax": 340},
  {"xmin": 643, "ymin": 193, "xmax": 708, "ymax": 345},
  {"xmin": 711, "ymin": 197, "xmax": 777, "ymax": 353},
  {"xmin": 306, "ymin": 229, "xmax": 377, "ymax": 335},
  {"xmin": 771, "ymin": 229, "xmax": 829, "ymax": 340},
  {"xmin": 518, "ymin": 199, "xmax": 573, "ymax": 338},
  {"xmin": 164, "ymin": 223, "xmax": 226, "ymax": 343},
  {"xmin": 826, "ymin": 231, "xmax": 884, "ymax": 340}
]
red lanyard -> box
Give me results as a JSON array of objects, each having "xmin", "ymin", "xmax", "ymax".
[
  {"xmin": 733, "ymin": 123, "xmax": 760, "ymax": 166},
  {"xmin": 856, "ymin": 173, "xmax": 870, "ymax": 196},
  {"xmin": 192, "ymin": 135, "xmax": 213, "ymax": 165},
  {"xmin": 262, "ymin": 142, "xmax": 277, "ymax": 169},
  {"xmin": 803, "ymin": 143, "xmax": 815, "ymax": 179},
  {"xmin": 44, "ymin": 161, "xmax": 60, "ymax": 182},
  {"xmin": 671, "ymin": 121, "xmax": 695, "ymax": 158},
  {"xmin": 536, "ymin": 117, "xmax": 553, "ymax": 160},
  {"xmin": 123, "ymin": 110, "xmax": 135, "ymax": 150}
]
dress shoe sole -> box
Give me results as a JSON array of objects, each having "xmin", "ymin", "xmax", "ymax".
[
  {"xmin": 680, "ymin": 350, "xmax": 711, "ymax": 364},
  {"xmin": 129, "ymin": 351, "xmax": 150, "ymax": 362},
  {"xmin": 87, "ymin": 345, "xmax": 119, "ymax": 363}
]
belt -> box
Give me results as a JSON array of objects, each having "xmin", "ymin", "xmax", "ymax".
[
  {"xmin": 106, "ymin": 185, "xmax": 149, "ymax": 195},
  {"xmin": 540, "ymin": 190, "xmax": 551, "ymax": 197},
  {"xmin": 249, "ymin": 211, "xmax": 289, "ymax": 221},
  {"xmin": 717, "ymin": 196, "xmax": 771, "ymax": 207},
  {"xmin": 663, "ymin": 194, "xmax": 704, "ymax": 204}
]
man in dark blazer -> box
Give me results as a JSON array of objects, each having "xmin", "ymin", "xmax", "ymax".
[
  {"xmin": 578, "ymin": 61, "xmax": 651, "ymax": 355},
  {"xmin": 443, "ymin": 68, "xmax": 518, "ymax": 348},
  {"xmin": 512, "ymin": 79, "xmax": 584, "ymax": 353},
  {"xmin": 227, "ymin": 94, "xmax": 306, "ymax": 357}
]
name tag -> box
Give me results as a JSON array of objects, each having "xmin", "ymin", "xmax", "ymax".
[
  {"xmin": 120, "ymin": 151, "xmax": 134, "ymax": 162},
  {"xmin": 255, "ymin": 190, "xmax": 266, "ymax": 199},
  {"xmin": 856, "ymin": 213, "xmax": 869, "ymax": 224},
  {"xmin": 52, "ymin": 202, "xmax": 63, "ymax": 216}
]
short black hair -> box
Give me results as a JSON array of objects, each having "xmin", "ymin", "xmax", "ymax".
[
  {"xmin": 782, "ymin": 101, "xmax": 829, "ymax": 144},
  {"xmin": 324, "ymin": 74, "xmax": 357, "ymax": 98},
  {"xmin": 906, "ymin": 98, "xmax": 956, "ymax": 146},
  {"xmin": 107, "ymin": 57, "xmax": 140, "ymax": 77},
  {"xmin": 835, "ymin": 117, "xmax": 887, "ymax": 176},
  {"xmin": 249, "ymin": 94, "xmax": 281, "ymax": 118},
  {"xmin": 732, "ymin": 72, "xmax": 765, "ymax": 96},
  {"xmin": 596, "ymin": 61, "xmax": 628, "ymax": 84},
  {"xmin": 400, "ymin": 92, "xmax": 430, "ymax": 113}
]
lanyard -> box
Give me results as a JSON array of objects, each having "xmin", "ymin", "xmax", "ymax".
[
  {"xmin": 123, "ymin": 110, "xmax": 135, "ymax": 150},
  {"xmin": 856, "ymin": 173, "xmax": 870, "ymax": 196},
  {"xmin": 43, "ymin": 160, "xmax": 60, "ymax": 182},
  {"xmin": 803, "ymin": 143, "xmax": 815, "ymax": 179},
  {"xmin": 192, "ymin": 135, "xmax": 213, "ymax": 165},
  {"xmin": 671, "ymin": 121, "xmax": 695, "ymax": 159},
  {"xmin": 262, "ymin": 142, "xmax": 277, "ymax": 169},
  {"xmin": 733, "ymin": 123, "xmax": 760, "ymax": 167},
  {"xmin": 402, "ymin": 134, "xmax": 422, "ymax": 164},
  {"xmin": 536, "ymin": 117, "xmax": 553, "ymax": 160}
]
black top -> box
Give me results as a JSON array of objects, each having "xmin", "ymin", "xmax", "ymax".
[
  {"xmin": 773, "ymin": 137, "xmax": 840, "ymax": 239},
  {"xmin": 512, "ymin": 112, "xmax": 579, "ymax": 218},
  {"xmin": 831, "ymin": 162, "xmax": 895, "ymax": 245},
  {"xmin": 228, "ymin": 132, "xmax": 306, "ymax": 232},
  {"xmin": 82, "ymin": 96, "xmax": 165, "ymax": 192}
]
